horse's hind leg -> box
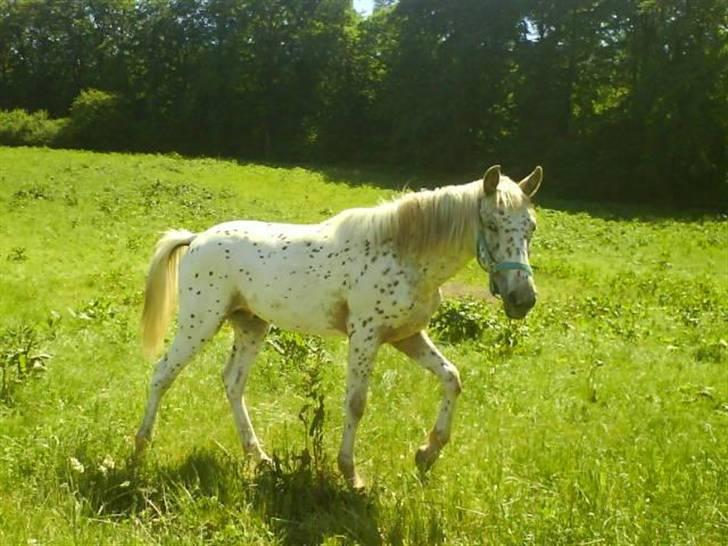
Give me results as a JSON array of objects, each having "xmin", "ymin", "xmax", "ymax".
[
  {"xmin": 391, "ymin": 331, "xmax": 462, "ymax": 474},
  {"xmin": 222, "ymin": 311, "xmax": 270, "ymax": 462},
  {"xmin": 135, "ymin": 301, "xmax": 225, "ymax": 455}
]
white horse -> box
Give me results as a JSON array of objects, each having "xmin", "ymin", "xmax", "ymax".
[{"xmin": 135, "ymin": 164, "xmax": 542, "ymax": 488}]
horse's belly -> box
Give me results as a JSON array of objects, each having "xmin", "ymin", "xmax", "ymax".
[{"xmin": 245, "ymin": 286, "xmax": 346, "ymax": 336}]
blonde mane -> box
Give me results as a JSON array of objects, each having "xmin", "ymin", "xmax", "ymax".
[{"xmin": 331, "ymin": 178, "xmax": 529, "ymax": 256}]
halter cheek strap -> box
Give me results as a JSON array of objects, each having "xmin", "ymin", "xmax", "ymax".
[{"xmin": 476, "ymin": 230, "xmax": 533, "ymax": 277}]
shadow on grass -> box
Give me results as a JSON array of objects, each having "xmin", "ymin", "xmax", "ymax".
[
  {"xmin": 248, "ymin": 159, "xmax": 725, "ymax": 222},
  {"xmin": 254, "ymin": 156, "xmax": 725, "ymax": 222},
  {"xmin": 251, "ymin": 452, "xmax": 382, "ymax": 545},
  {"xmin": 60, "ymin": 448, "xmax": 382, "ymax": 545}
]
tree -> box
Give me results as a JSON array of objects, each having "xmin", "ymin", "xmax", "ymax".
[{"xmin": 0, "ymin": 0, "xmax": 725, "ymax": 206}]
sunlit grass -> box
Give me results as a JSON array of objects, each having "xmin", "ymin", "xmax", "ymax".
[{"xmin": 1, "ymin": 146, "xmax": 726, "ymax": 545}]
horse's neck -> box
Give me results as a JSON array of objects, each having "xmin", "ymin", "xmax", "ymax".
[
  {"xmin": 416, "ymin": 242, "xmax": 475, "ymax": 290},
  {"xmin": 412, "ymin": 182, "xmax": 480, "ymax": 287}
]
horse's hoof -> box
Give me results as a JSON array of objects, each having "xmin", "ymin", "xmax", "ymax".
[
  {"xmin": 134, "ymin": 435, "xmax": 148, "ymax": 457},
  {"xmin": 338, "ymin": 454, "xmax": 365, "ymax": 490},
  {"xmin": 415, "ymin": 443, "xmax": 439, "ymax": 475},
  {"xmin": 256, "ymin": 453, "xmax": 273, "ymax": 469},
  {"xmin": 343, "ymin": 468, "xmax": 366, "ymax": 490},
  {"xmin": 348, "ymin": 473, "xmax": 366, "ymax": 491}
]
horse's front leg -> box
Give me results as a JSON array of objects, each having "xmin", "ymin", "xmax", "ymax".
[
  {"xmin": 338, "ymin": 330, "xmax": 380, "ymax": 489},
  {"xmin": 391, "ymin": 331, "xmax": 462, "ymax": 474}
]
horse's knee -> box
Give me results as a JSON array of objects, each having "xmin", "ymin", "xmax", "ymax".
[
  {"xmin": 444, "ymin": 366, "xmax": 462, "ymax": 396},
  {"xmin": 347, "ymin": 389, "xmax": 367, "ymax": 420}
]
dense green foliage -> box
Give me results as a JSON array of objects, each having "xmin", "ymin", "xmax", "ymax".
[
  {"xmin": 1, "ymin": 0, "xmax": 726, "ymax": 206},
  {"xmin": 0, "ymin": 109, "xmax": 67, "ymax": 146},
  {"xmin": 1, "ymin": 147, "xmax": 726, "ymax": 544}
]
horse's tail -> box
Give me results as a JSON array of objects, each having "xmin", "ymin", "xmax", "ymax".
[{"xmin": 141, "ymin": 229, "xmax": 196, "ymax": 359}]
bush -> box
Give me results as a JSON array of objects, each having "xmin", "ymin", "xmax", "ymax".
[
  {"xmin": 430, "ymin": 298, "xmax": 494, "ymax": 343},
  {"xmin": 61, "ymin": 89, "xmax": 131, "ymax": 150},
  {"xmin": 0, "ymin": 109, "xmax": 66, "ymax": 146}
]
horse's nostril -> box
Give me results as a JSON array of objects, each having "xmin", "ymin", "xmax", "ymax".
[{"xmin": 508, "ymin": 290, "xmax": 536, "ymax": 309}]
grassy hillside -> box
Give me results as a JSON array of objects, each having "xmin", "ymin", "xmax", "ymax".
[{"xmin": 0, "ymin": 147, "xmax": 726, "ymax": 545}]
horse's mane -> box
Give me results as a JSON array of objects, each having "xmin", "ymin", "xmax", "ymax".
[{"xmin": 331, "ymin": 178, "xmax": 529, "ymax": 256}]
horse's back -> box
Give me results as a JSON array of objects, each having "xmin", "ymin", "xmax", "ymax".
[{"xmin": 178, "ymin": 219, "xmax": 350, "ymax": 336}]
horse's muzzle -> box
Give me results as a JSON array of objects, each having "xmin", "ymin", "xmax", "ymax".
[{"xmin": 504, "ymin": 289, "xmax": 536, "ymax": 319}]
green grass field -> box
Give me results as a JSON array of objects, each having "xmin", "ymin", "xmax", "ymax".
[{"xmin": 1, "ymin": 146, "xmax": 726, "ymax": 545}]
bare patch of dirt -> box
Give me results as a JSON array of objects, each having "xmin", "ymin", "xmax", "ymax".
[{"xmin": 441, "ymin": 282, "xmax": 495, "ymax": 301}]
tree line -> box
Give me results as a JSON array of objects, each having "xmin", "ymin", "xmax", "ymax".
[{"xmin": 1, "ymin": 0, "xmax": 726, "ymax": 207}]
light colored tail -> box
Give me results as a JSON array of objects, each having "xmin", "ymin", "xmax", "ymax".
[{"xmin": 140, "ymin": 229, "xmax": 196, "ymax": 359}]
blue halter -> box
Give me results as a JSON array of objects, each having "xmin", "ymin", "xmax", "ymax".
[
  {"xmin": 476, "ymin": 230, "xmax": 533, "ymax": 276},
  {"xmin": 476, "ymin": 230, "xmax": 532, "ymax": 296}
]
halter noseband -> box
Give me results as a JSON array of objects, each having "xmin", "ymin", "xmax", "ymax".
[{"xmin": 475, "ymin": 211, "xmax": 533, "ymax": 295}]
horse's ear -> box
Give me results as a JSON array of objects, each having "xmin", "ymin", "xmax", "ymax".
[
  {"xmin": 483, "ymin": 165, "xmax": 501, "ymax": 195},
  {"xmin": 519, "ymin": 166, "xmax": 542, "ymax": 198}
]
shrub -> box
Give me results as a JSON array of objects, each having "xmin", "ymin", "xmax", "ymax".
[
  {"xmin": 0, "ymin": 109, "xmax": 66, "ymax": 146},
  {"xmin": 430, "ymin": 298, "xmax": 494, "ymax": 343},
  {"xmin": 61, "ymin": 89, "xmax": 131, "ymax": 150}
]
